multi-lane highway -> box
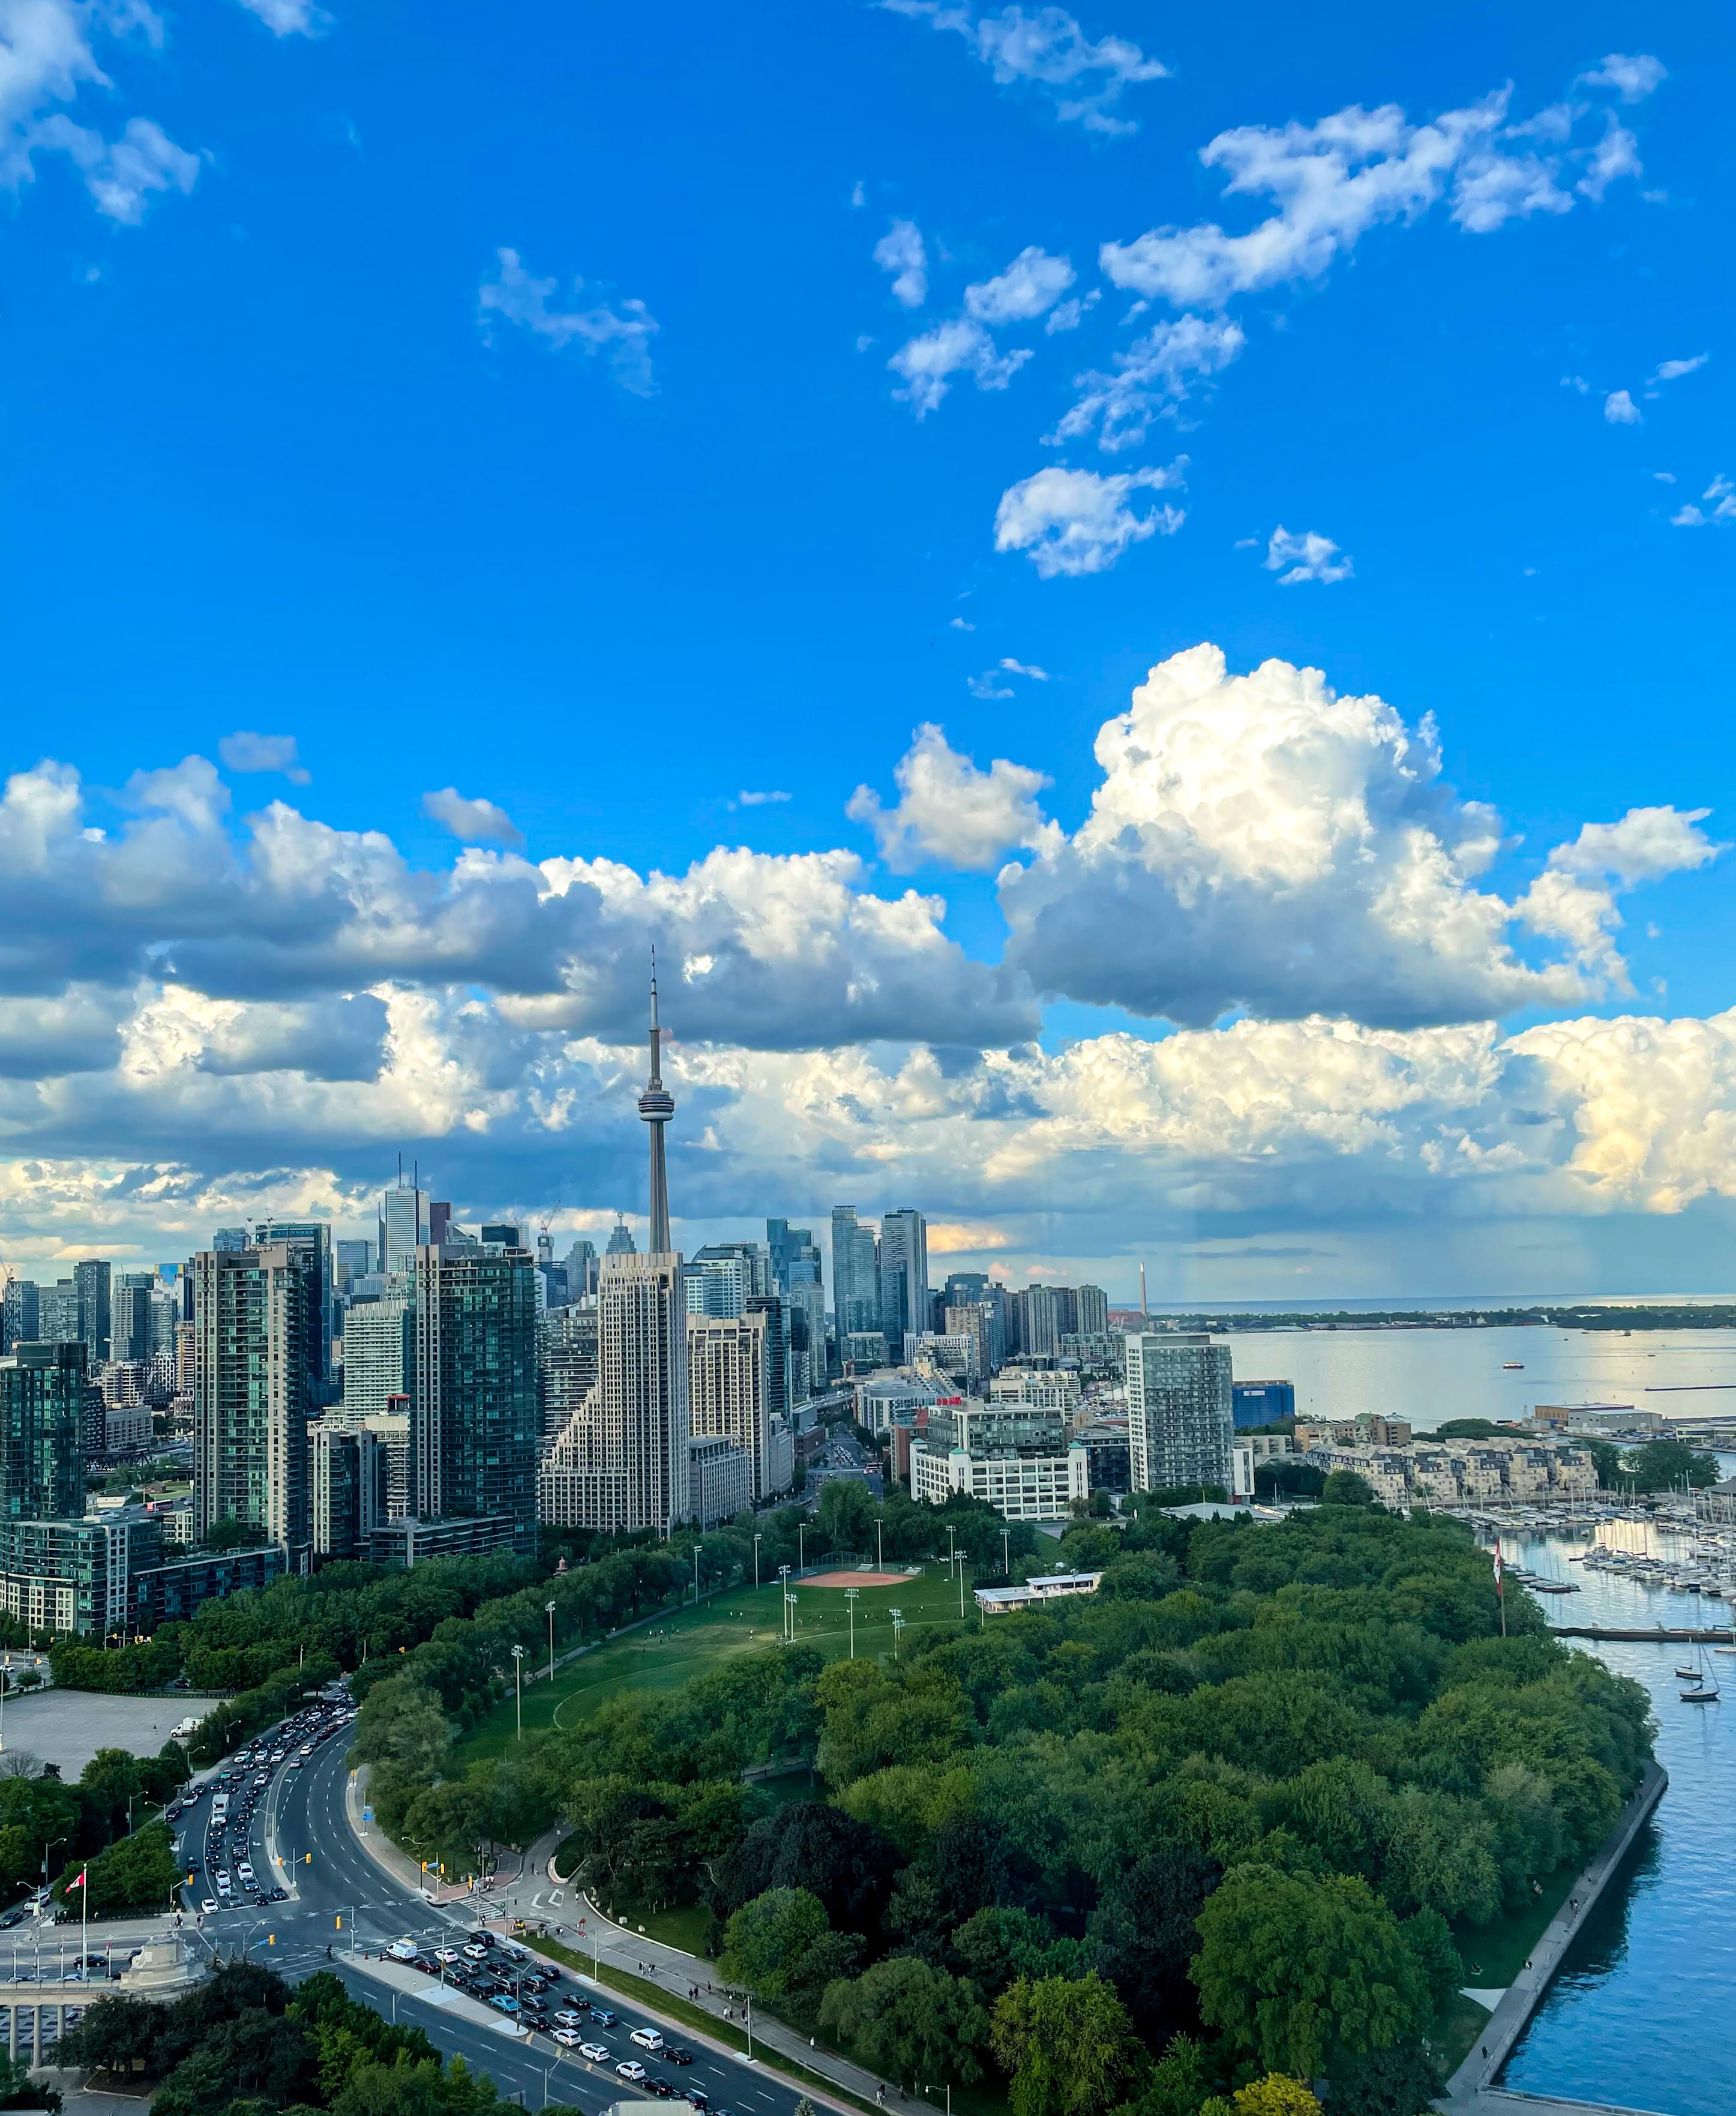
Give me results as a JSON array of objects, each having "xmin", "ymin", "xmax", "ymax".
[{"xmin": 176, "ymin": 1718, "xmax": 817, "ymax": 2116}]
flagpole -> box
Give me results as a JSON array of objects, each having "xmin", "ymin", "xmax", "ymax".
[{"xmin": 80, "ymin": 1870, "xmax": 86, "ymax": 1975}]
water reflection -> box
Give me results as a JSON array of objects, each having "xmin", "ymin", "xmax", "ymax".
[{"xmin": 1498, "ymin": 1526, "xmax": 1736, "ymax": 2115}]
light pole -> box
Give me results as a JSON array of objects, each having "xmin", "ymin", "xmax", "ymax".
[
  {"xmin": 777, "ymin": 1566, "xmax": 790, "ymax": 1640},
  {"xmin": 845, "ymin": 1587, "xmax": 859, "ymax": 1659},
  {"xmin": 753, "ymin": 1534, "xmax": 760, "ymax": 1590},
  {"xmin": 876, "ymin": 1515, "xmax": 883, "ymax": 1571},
  {"xmin": 890, "ymin": 1608, "xmax": 904, "ymax": 1661},
  {"xmin": 784, "ymin": 1590, "xmax": 797, "ymax": 1643},
  {"xmin": 1002, "ymin": 1527, "xmax": 1009, "ymax": 1578},
  {"xmin": 545, "ymin": 1601, "xmax": 556, "ymax": 1683},
  {"xmin": 511, "ymin": 1646, "xmax": 526, "ymax": 1741},
  {"xmin": 798, "ymin": 1522, "xmax": 806, "ymax": 1572}
]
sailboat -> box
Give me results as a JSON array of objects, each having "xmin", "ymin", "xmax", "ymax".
[{"xmin": 1681, "ymin": 1640, "xmax": 1720, "ymax": 1702}]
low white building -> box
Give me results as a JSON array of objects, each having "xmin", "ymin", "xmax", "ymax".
[
  {"xmin": 975, "ymin": 1570, "xmax": 1102, "ymax": 1616},
  {"xmin": 912, "ymin": 1401, "xmax": 1091, "ymax": 1521}
]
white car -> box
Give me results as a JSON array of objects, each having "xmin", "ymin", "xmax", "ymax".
[
  {"xmin": 200, "ymin": 1898, "xmax": 217, "ymax": 1914},
  {"xmin": 386, "ymin": 1940, "xmax": 420, "ymax": 1962},
  {"xmin": 236, "ymin": 1863, "xmax": 254, "ymax": 1882},
  {"xmin": 552, "ymin": 2029, "xmax": 583, "ymax": 2049},
  {"xmin": 215, "ymin": 1871, "xmax": 231, "ymax": 1887},
  {"xmin": 578, "ymin": 2042, "xmax": 609, "ymax": 2063},
  {"xmin": 554, "ymin": 2009, "xmax": 586, "ymax": 2028},
  {"xmin": 630, "ymin": 2028, "xmax": 664, "ymax": 2052},
  {"xmin": 462, "ymin": 1943, "xmax": 488, "ymax": 1961},
  {"xmin": 616, "ymin": 2061, "xmax": 649, "ymax": 2084},
  {"xmin": 434, "ymin": 1949, "xmax": 461, "ymax": 1965}
]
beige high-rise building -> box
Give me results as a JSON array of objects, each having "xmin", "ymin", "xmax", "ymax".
[{"xmin": 688, "ymin": 1308, "xmax": 770, "ymax": 1500}]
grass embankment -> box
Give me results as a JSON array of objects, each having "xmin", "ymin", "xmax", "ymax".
[
  {"xmin": 454, "ymin": 1564, "xmax": 968, "ymax": 1767},
  {"xmin": 1433, "ymin": 1860, "xmax": 1582, "ymax": 2074}
]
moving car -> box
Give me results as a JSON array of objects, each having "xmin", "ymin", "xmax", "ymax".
[
  {"xmin": 200, "ymin": 1899, "xmax": 218, "ymax": 1914},
  {"xmin": 617, "ymin": 2061, "xmax": 649, "ymax": 2084},
  {"xmin": 578, "ymin": 2042, "xmax": 610, "ymax": 2063},
  {"xmin": 592, "ymin": 2007, "xmax": 617, "ymax": 2027},
  {"xmin": 386, "ymin": 1940, "xmax": 420, "ymax": 1962},
  {"xmin": 553, "ymin": 2007, "xmax": 589, "ymax": 2028},
  {"xmin": 434, "ymin": 1949, "xmax": 461, "ymax": 1965},
  {"xmin": 665, "ymin": 2047, "xmax": 694, "ymax": 2066},
  {"xmin": 630, "ymin": 2028, "xmax": 665, "ymax": 2053},
  {"xmin": 487, "ymin": 1994, "xmax": 519, "ymax": 2015},
  {"xmin": 552, "ymin": 2029, "xmax": 583, "ymax": 2049}
]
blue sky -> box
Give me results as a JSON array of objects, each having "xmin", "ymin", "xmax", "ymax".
[{"xmin": 2, "ymin": 0, "xmax": 1734, "ymax": 1300}]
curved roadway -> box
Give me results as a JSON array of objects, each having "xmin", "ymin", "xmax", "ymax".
[{"xmin": 179, "ymin": 1733, "xmax": 812, "ymax": 2116}]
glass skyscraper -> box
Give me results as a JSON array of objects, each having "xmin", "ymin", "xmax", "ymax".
[
  {"xmin": 0, "ymin": 1340, "xmax": 87, "ymax": 1523},
  {"xmin": 412, "ymin": 1245, "xmax": 539, "ymax": 1553},
  {"xmin": 1125, "ymin": 1332, "xmax": 1234, "ymax": 1494}
]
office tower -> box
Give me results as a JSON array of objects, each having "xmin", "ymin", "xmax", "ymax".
[
  {"xmin": 428, "ymin": 1202, "xmax": 452, "ymax": 1246},
  {"xmin": 147, "ymin": 1284, "xmax": 179, "ymax": 1359},
  {"xmin": 538, "ymin": 1305, "xmax": 599, "ymax": 1447},
  {"xmin": 311, "ymin": 1423, "xmax": 385, "ymax": 1560},
  {"xmin": 0, "ymin": 1341, "xmax": 87, "ymax": 1523},
  {"xmin": 73, "ymin": 1260, "xmax": 111, "ymax": 1369},
  {"xmin": 766, "ymin": 1220, "xmax": 800, "ymax": 1291},
  {"xmin": 335, "ymin": 1239, "xmax": 375, "ymax": 1292},
  {"xmin": 1232, "ymin": 1379, "xmax": 1297, "ymax": 1429},
  {"xmin": 688, "ymin": 1308, "xmax": 773, "ymax": 1499},
  {"xmin": 683, "ymin": 1252, "xmax": 747, "ymax": 1318},
  {"xmin": 481, "ymin": 1222, "xmax": 522, "ymax": 1248},
  {"xmin": 877, "ymin": 1209, "xmax": 928, "ymax": 1356},
  {"xmin": 412, "ymin": 1243, "xmax": 539, "ymax": 1551},
  {"xmin": 338, "ymin": 1296, "xmax": 414, "ymax": 1417},
  {"xmin": 946, "ymin": 1303, "xmax": 993, "ymax": 1381},
  {"xmin": 37, "ymin": 1281, "xmax": 77, "ymax": 1345},
  {"xmin": 1075, "ymin": 1284, "xmax": 1109, "ymax": 1336},
  {"xmin": 1, "ymin": 1281, "xmax": 38, "ymax": 1356},
  {"xmin": 563, "ymin": 1239, "xmax": 599, "ymax": 1299},
  {"xmin": 113, "ymin": 1272, "xmax": 155, "ymax": 1365},
  {"xmin": 766, "ymin": 1221, "xmax": 824, "ymax": 1401},
  {"xmin": 213, "ymin": 1227, "xmax": 249, "ymax": 1254},
  {"xmin": 191, "ymin": 1245, "xmax": 315, "ymax": 1561},
  {"xmin": 830, "ymin": 1207, "xmax": 880, "ymax": 1339},
  {"xmin": 254, "ymin": 1219, "xmax": 335, "ymax": 1393},
  {"xmin": 745, "ymin": 1293, "xmax": 792, "ymax": 1425},
  {"xmin": 379, "ymin": 1176, "xmax": 428, "ymax": 1278},
  {"xmin": 605, "ymin": 1216, "xmax": 637, "ymax": 1257},
  {"xmin": 1125, "ymin": 1332, "xmax": 1233, "ymax": 1494}
]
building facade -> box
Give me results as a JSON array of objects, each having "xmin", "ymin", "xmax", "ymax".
[
  {"xmin": 1125, "ymin": 1332, "xmax": 1234, "ymax": 1494},
  {"xmin": 1232, "ymin": 1378, "xmax": 1297, "ymax": 1429},
  {"xmin": 0, "ymin": 1341, "xmax": 87, "ymax": 1524},
  {"xmin": 412, "ymin": 1244, "xmax": 539, "ymax": 1554},
  {"xmin": 688, "ymin": 1309, "xmax": 774, "ymax": 1500},
  {"xmin": 191, "ymin": 1245, "xmax": 314, "ymax": 1563},
  {"xmin": 311, "ymin": 1422, "xmax": 387, "ymax": 1560}
]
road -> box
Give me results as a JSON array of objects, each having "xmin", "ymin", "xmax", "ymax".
[{"xmin": 178, "ymin": 1733, "xmax": 819, "ymax": 2116}]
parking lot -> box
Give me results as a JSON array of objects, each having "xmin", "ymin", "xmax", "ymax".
[{"xmin": 0, "ymin": 1689, "xmax": 214, "ymax": 1778}]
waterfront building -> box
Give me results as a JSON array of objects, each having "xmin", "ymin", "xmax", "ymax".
[
  {"xmin": 190, "ymin": 1243, "xmax": 315, "ymax": 1564},
  {"xmin": 1302, "ymin": 1437, "xmax": 1597, "ymax": 1507},
  {"xmin": 412, "ymin": 1242, "xmax": 539, "ymax": 1553},
  {"xmin": 0, "ymin": 1341, "xmax": 87, "ymax": 1523},
  {"xmin": 1232, "ymin": 1378, "xmax": 1297, "ymax": 1429},
  {"xmin": 1125, "ymin": 1332, "xmax": 1234, "ymax": 1494}
]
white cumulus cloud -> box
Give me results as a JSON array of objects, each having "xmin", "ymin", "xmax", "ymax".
[
  {"xmin": 477, "ymin": 249, "xmax": 658, "ymax": 395},
  {"xmin": 848, "ymin": 723, "xmax": 1057, "ymax": 872},
  {"xmin": 1265, "ymin": 526, "xmax": 1353, "ymax": 585},
  {"xmin": 1603, "ymin": 389, "xmax": 1641, "ymax": 425},
  {"xmin": 235, "ymin": 0, "xmax": 326, "ymax": 33},
  {"xmin": 889, "ymin": 316, "xmax": 1032, "ymax": 416},
  {"xmin": 1576, "ymin": 53, "xmax": 1667, "ymax": 103},
  {"xmin": 1651, "ymin": 355, "xmax": 1708, "ymax": 384},
  {"xmin": 994, "ymin": 462, "xmax": 1186, "ymax": 577},
  {"xmin": 882, "ymin": 1, "xmax": 1167, "ymax": 134},
  {"xmin": 964, "ymin": 245, "xmax": 1075, "ymax": 323},
  {"xmin": 1100, "ymin": 85, "xmax": 1648, "ymax": 310},
  {"xmin": 1048, "ymin": 313, "xmax": 1245, "ymax": 452},
  {"xmin": 422, "ymin": 788, "xmax": 525, "ymax": 849},
  {"xmin": 220, "ymin": 733, "xmax": 310, "ymax": 784},
  {"xmin": 873, "ymin": 218, "xmax": 928, "ymax": 307},
  {"xmin": 996, "ymin": 643, "xmax": 1719, "ymax": 1028}
]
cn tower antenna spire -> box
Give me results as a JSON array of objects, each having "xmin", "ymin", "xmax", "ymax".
[{"xmin": 638, "ymin": 950, "xmax": 674, "ymax": 1254}]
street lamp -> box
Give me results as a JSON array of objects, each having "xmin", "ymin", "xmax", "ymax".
[
  {"xmin": 784, "ymin": 1590, "xmax": 797, "ymax": 1644},
  {"xmin": 876, "ymin": 1515, "xmax": 884, "ymax": 1571},
  {"xmin": 753, "ymin": 1534, "xmax": 761, "ymax": 1590},
  {"xmin": 777, "ymin": 1566, "xmax": 790, "ymax": 1640},
  {"xmin": 544, "ymin": 1601, "xmax": 556, "ymax": 1683},
  {"xmin": 890, "ymin": 1608, "xmax": 904, "ymax": 1661},
  {"xmin": 511, "ymin": 1646, "xmax": 526, "ymax": 1742},
  {"xmin": 798, "ymin": 1522, "xmax": 806, "ymax": 1572},
  {"xmin": 845, "ymin": 1587, "xmax": 859, "ymax": 1660}
]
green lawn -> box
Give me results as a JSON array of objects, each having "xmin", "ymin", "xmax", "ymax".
[{"xmin": 454, "ymin": 1563, "xmax": 972, "ymax": 1766}]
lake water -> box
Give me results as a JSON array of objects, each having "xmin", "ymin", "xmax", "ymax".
[
  {"xmin": 1216, "ymin": 1321, "xmax": 1736, "ymax": 1427},
  {"xmin": 1488, "ymin": 1520, "xmax": 1736, "ymax": 2116}
]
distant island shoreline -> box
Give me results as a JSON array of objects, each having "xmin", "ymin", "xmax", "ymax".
[{"xmin": 1107, "ymin": 1303, "xmax": 1736, "ymax": 1333}]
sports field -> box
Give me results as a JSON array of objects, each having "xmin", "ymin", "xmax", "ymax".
[{"xmin": 454, "ymin": 1560, "xmax": 970, "ymax": 1766}]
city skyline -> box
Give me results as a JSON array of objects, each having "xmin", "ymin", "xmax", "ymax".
[{"xmin": 4, "ymin": 7, "xmax": 1736, "ymax": 1299}]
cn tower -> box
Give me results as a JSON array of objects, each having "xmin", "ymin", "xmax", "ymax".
[{"xmin": 638, "ymin": 963, "xmax": 674, "ymax": 1254}]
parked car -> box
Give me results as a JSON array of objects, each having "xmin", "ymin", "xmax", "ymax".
[{"xmin": 386, "ymin": 1940, "xmax": 419, "ymax": 1963}]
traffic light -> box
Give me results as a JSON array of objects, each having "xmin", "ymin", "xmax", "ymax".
[
  {"xmin": 304, "ymin": 1853, "xmax": 311, "ymax": 1864},
  {"xmin": 335, "ymin": 1915, "xmax": 342, "ymax": 1930}
]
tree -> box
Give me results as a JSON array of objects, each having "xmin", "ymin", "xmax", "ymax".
[
  {"xmin": 1322, "ymin": 1471, "xmax": 1377, "ymax": 1507},
  {"xmin": 149, "ymin": 2009, "xmax": 318, "ymax": 2116},
  {"xmin": 1326, "ymin": 2044, "xmax": 1441, "ymax": 2116},
  {"xmin": 718, "ymin": 1887, "xmax": 845, "ymax": 2003},
  {"xmin": 712, "ymin": 1799, "xmax": 903, "ymax": 1937},
  {"xmin": 59, "ymin": 1822, "xmax": 181, "ymax": 1916},
  {"xmin": 1201, "ymin": 2078, "xmax": 1322, "ymax": 2116},
  {"xmin": 1623, "ymin": 1438, "xmax": 1719, "ymax": 1492},
  {"xmin": 1192, "ymin": 1865, "xmax": 1431, "ymax": 2078},
  {"xmin": 816, "ymin": 1477, "xmax": 877, "ymax": 1552},
  {"xmin": 819, "ymin": 1955, "xmax": 991, "ymax": 2084},
  {"xmin": 350, "ymin": 1679, "xmax": 451, "ymax": 1779},
  {"xmin": 200, "ymin": 1518, "xmax": 267, "ymax": 1551},
  {"xmin": 992, "ymin": 1974, "xmax": 1140, "ymax": 2116},
  {"xmin": 1087, "ymin": 1845, "xmax": 1220, "ymax": 2043}
]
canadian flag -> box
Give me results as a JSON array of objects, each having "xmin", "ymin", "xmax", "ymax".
[
  {"xmin": 1492, "ymin": 1546, "xmax": 1504, "ymax": 1593},
  {"xmin": 65, "ymin": 1870, "xmax": 86, "ymax": 1892}
]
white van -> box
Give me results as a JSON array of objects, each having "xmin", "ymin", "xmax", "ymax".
[
  {"xmin": 386, "ymin": 1940, "xmax": 420, "ymax": 1962},
  {"xmin": 211, "ymin": 1794, "xmax": 229, "ymax": 1820},
  {"xmin": 630, "ymin": 2028, "xmax": 664, "ymax": 2053}
]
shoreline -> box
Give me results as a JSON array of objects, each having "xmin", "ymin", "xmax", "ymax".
[{"xmin": 1440, "ymin": 1760, "xmax": 1668, "ymax": 2108}]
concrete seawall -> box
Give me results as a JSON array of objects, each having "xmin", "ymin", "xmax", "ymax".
[{"xmin": 1442, "ymin": 1759, "xmax": 1668, "ymax": 2108}]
